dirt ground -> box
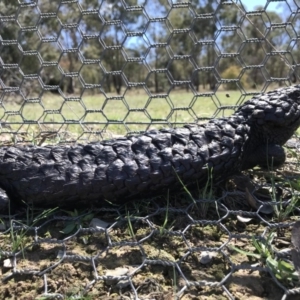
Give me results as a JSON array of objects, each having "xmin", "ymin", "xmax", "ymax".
[{"xmin": 1, "ymin": 179, "xmax": 300, "ymax": 300}]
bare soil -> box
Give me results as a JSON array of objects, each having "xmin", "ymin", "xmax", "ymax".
[{"xmin": 1, "ymin": 161, "xmax": 300, "ymax": 299}]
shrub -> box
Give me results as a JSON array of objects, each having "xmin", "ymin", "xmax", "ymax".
[{"xmin": 221, "ymin": 65, "xmax": 248, "ymax": 90}]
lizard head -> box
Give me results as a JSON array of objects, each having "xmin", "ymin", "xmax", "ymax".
[{"xmin": 236, "ymin": 85, "xmax": 300, "ymax": 145}]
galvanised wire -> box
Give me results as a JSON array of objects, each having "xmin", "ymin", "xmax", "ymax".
[{"xmin": 1, "ymin": 1, "xmax": 300, "ymax": 299}]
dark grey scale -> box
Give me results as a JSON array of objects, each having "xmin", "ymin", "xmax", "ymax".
[
  {"xmin": 265, "ymin": 112, "xmax": 278, "ymax": 122},
  {"xmin": 124, "ymin": 175, "xmax": 142, "ymax": 193},
  {"xmin": 122, "ymin": 159, "xmax": 139, "ymax": 178},
  {"xmin": 172, "ymin": 127, "xmax": 191, "ymax": 145},
  {"xmin": 190, "ymin": 129, "xmax": 209, "ymax": 147},
  {"xmin": 220, "ymin": 136, "xmax": 234, "ymax": 149},
  {"xmin": 221, "ymin": 124, "xmax": 235, "ymax": 138},
  {"xmin": 180, "ymin": 153, "xmax": 194, "ymax": 170},
  {"xmin": 231, "ymin": 144, "xmax": 242, "ymax": 158},
  {"xmin": 131, "ymin": 135, "xmax": 152, "ymax": 154},
  {"xmin": 172, "ymin": 142, "xmax": 185, "ymax": 155},
  {"xmin": 135, "ymin": 154, "xmax": 151, "ymax": 180},
  {"xmin": 3, "ymin": 147, "xmax": 24, "ymax": 161},
  {"xmin": 159, "ymin": 148, "xmax": 174, "ymax": 177},
  {"xmin": 252, "ymin": 109, "xmax": 265, "ymax": 118},
  {"xmin": 40, "ymin": 163, "xmax": 60, "ymax": 176},
  {"xmin": 50, "ymin": 147, "xmax": 67, "ymax": 161},
  {"xmin": 218, "ymin": 147, "xmax": 232, "ymax": 162},
  {"xmin": 95, "ymin": 145, "xmax": 117, "ymax": 165},
  {"xmin": 208, "ymin": 141, "xmax": 222, "ymax": 165},
  {"xmin": 198, "ymin": 145, "xmax": 209, "ymax": 162},
  {"xmin": 205, "ymin": 124, "xmax": 222, "ymax": 140},
  {"xmin": 148, "ymin": 145, "xmax": 162, "ymax": 174},
  {"xmin": 264, "ymin": 105, "xmax": 276, "ymax": 113},
  {"xmin": 190, "ymin": 155, "xmax": 204, "ymax": 172},
  {"xmin": 107, "ymin": 159, "xmax": 127, "ymax": 189},
  {"xmin": 151, "ymin": 133, "xmax": 172, "ymax": 150},
  {"xmin": 172, "ymin": 154, "xmax": 186, "ymax": 174},
  {"xmin": 185, "ymin": 140, "xmax": 198, "ymax": 156},
  {"xmin": 94, "ymin": 164, "xmax": 109, "ymax": 180},
  {"xmin": 275, "ymin": 107, "xmax": 285, "ymax": 118},
  {"xmin": 112, "ymin": 139, "xmax": 134, "ymax": 161},
  {"xmin": 83, "ymin": 143, "xmax": 103, "ymax": 155},
  {"xmin": 32, "ymin": 147, "xmax": 52, "ymax": 163},
  {"xmin": 67, "ymin": 147, "xmax": 83, "ymax": 163}
]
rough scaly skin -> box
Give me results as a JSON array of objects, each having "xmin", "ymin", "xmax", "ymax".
[{"xmin": 0, "ymin": 85, "xmax": 300, "ymax": 211}]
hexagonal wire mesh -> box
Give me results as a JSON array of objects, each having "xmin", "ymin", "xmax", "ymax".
[{"xmin": 1, "ymin": 0, "xmax": 300, "ymax": 299}]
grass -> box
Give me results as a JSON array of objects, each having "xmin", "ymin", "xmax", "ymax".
[
  {"xmin": 0, "ymin": 89, "xmax": 253, "ymax": 141},
  {"xmin": 11, "ymin": 207, "xmax": 57, "ymax": 252},
  {"xmin": 230, "ymin": 230, "xmax": 299, "ymax": 285}
]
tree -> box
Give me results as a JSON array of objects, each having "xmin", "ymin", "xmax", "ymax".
[{"xmin": 221, "ymin": 5, "xmax": 288, "ymax": 87}]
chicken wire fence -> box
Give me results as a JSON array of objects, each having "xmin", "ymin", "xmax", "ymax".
[
  {"xmin": 0, "ymin": 0, "xmax": 299, "ymax": 143},
  {"xmin": 1, "ymin": 0, "xmax": 300, "ymax": 299}
]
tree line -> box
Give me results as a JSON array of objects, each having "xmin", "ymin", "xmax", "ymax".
[{"xmin": 0, "ymin": 0, "xmax": 299, "ymax": 95}]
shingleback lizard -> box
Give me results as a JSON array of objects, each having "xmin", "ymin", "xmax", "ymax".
[{"xmin": 0, "ymin": 85, "xmax": 300, "ymax": 211}]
